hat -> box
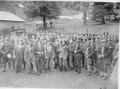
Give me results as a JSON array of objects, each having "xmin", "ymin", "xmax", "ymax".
[
  {"xmin": 101, "ymin": 39, "xmax": 106, "ymax": 43},
  {"xmin": 103, "ymin": 32, "xmax": 109, "ymax": 35}
]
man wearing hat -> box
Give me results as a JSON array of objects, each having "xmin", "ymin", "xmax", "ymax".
[
  {"xmin": 68, "ymin": 39, "xmax": 74, "ymax": 70},
  {"xmin": 25, "ymin": 42, "xmax": 41, "ymax": 75},
  {"xmin": 43, "ymin": 38, "xmax": 55, "ymax": 71},
  {"xmin": 96, "ymin": 39, "xmax": 106, "ymax": 78},
  {"xmin": 1, "ymin": 40, "xmax": 9, "ymax": 72},
  {"xmin": 33, "ymin": 38, "xmax": 45, "ymax": 73},
  {"xmin": 85, "ymin": 38, "xmax": 94, "ymax": 76},
  {"xmin": 54, "ymin": 39, "xmax": 61, "ymax": 70},
  {"xmin": 24, "ymin": 43, "xmax": 32, "ymax": 74},
  {"xmin": 74, "ymin": 38, "xmax": 83, "ymax": 74},
  {"xmin": 80, "ymin": 38, "xmax": 86, "ymax": 69},
  {"xmin": 0, "ymin": 40, "xmax": 4, "ymax": 65},
  {"xmin": 58, "ymin": 40, "xmax": 68, "ymax": 71},
  {"xmin": 112, "ymin": 39, "xmax": 119, "ymax": 68},
  {"xmin": 49, "ymin": 40, "xmax": 58, "ymax": 70},
  {"xmin": 94, "ymin": 37, "xmax": 101, "ymax": 74},
  {"xmin": 14, "ymin": 38, "xmax": 25, "ymax": 73},
  {"xmin": 90, "ymin": 38, "xmax": 98, "ymax": 73},
  {"xmin": 102, "ymin": 39, "xmax": 113, "ymax": 80},
  {"xmin": 5, "ymin": 39, "xmax": 15, "ymax": 71}
]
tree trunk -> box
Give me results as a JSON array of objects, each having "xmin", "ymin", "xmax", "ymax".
[
  {"xmin": 82, "ymin": 2, "xmax": 89, "ymax": 25},
  {"xmin": 83, "ymin": 11, "xmax": 87, "ymax": 25},
  {"xmin": 101, "ymin": 17, "xmax": 106, "ymax": 24},
  {"xmin": 43, "ymin": 16, "xmax": 47, "ymax": 28}
]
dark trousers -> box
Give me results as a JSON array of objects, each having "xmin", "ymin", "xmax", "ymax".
[
  {"xmin": 74, "ymin": 53, "xmax": 83, "ymax": 71},
  {"xmin": 81, "ymin": 53, "xmax": 85, "ymax": 68},
  {"xmin": 15, "ymin": 53, "xmax": 24, "ymax": 73},
  {"xmin": 2, "ymin": 54, "xmax": 7, "ymax": 71},
  {"xmin": 35, "ymin": 55, "xmax": 44, "ymax": 73}
]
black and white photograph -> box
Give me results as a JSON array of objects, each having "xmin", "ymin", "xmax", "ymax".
[{"xmin": 0, "ymin": 0, "xmax": 119, "ymax": 89}]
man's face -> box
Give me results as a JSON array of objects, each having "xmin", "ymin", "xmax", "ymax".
[
  {"xmin": 62, "ymin": 41, "xmax": 65, "ymax": 45},
  {"xmin": 69, "ymin": 39, "xmax": 73, "ymax": 44},
  {"xmin": 101, "ymin": 41, "xmax": 105, "ymax": 46},
  {"xmin": 91, "ymin": 39, "xmax": 94, "ymax": 43}
]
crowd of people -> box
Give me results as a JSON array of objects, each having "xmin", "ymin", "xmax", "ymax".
[{"xmin": 0, "ymin": 29, "xmax": 118, "ymax": 80}]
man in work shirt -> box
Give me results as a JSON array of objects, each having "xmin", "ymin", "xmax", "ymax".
[
  {"xmin": 74, "ymin": 38, "xmax": 83, "ymax": 74},
  {"xmin": 68, "ymin": 39, "xmax": 74, "ymax": 70}
]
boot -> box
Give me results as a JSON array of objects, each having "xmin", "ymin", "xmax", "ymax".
[
  {"xmin": 102, "ymin": 73, "xmax": 107, "ymax": 80},
  {"xmin": 1, "ymin": 69, "xmax": 6, "ymax": 72},
  {"xmin": 78, "ymin": 70, "xmax": 81, "ymax": 74},
  {"xmin": 35, "ymin": 72, "xmax": 40, "ymax": 76},
  {"xmin": 99, "ymin": 72, "xmax": 104, "ymax": 78},
  {"xmin": 86, "ymin": 71, "xmax": 91, "ymax": 76}
]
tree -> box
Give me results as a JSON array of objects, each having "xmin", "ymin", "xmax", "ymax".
[
  {"xmin": 24, "ymin": 1, "xmax": 61, "ymax": 28},
  {"xmin": 58, "ymin": 2, "xmax": 89, "ymax": 25},
  {"xmin": 0, "ymin": 1, "xmax": 17, "ymax": 14},
  {"xmin": 91, "ymin": 2, "xmax": 115, "ymax": 24},
  {"xmin": 81, "ymin": 2, "xmax": 89, "ymax": 25},
  {"xmin": 113, "ymin": 3, "xmax": 120, "ymax": 22}
]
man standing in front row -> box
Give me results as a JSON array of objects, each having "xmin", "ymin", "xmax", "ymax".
[
  {"xmin": 68, "ymin": 39, "xmax": 74, "ymax": 70},
  {"xmin": 14, "ymin": 39, "xmax": 24, "ymax": 73},
  {"xmin": 74, "ymin": 38, "xmax": 83, "ymax": 74},
  {"xmin": 102, "ymin": 40, "xmax": 113, "ymax": 80},
  {"xmin": 85, "ymin": 38, "xmax": 94, "ymax": 76}
]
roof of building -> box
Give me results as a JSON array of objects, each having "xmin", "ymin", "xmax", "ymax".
[{"xmin": 0, "ymin": 11, "xmax": 24, "ymax": 22}]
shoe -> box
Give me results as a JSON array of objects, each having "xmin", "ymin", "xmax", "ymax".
[
  {"xmin": 29, "ymin": 71, "xmax": 32, "ymax": 74},
  {"xmin": 13, "ymin": 71, "xmax": 18, "ymax": 74},
  {"xmin": 86, "ymin": 72, "xmax": 91, "ymax": 76},
  {"xmin": 99, "ymin": 74, "xmax": 104, "ymax": 78},
  {"xmin": 102, "ymin": 76, "xmax": 107, "ymax": 80},
  {"xmin": 94, "ymin": 70, "xmax": 98, "ymax": 73},
  {"xmin": 82, "ymin": 66, "xmax": 84, "ymax": 68},
  {"xmin": 35, "ymin": 72, "xmax": 40, "ymax": 76},
  {"xmin": 1, "ymin": 70, "xmax": 5, "ymax": 72},
  {"xmin": 96, "ymin": 72, "xmax": 100, "ymax": 76},
  {"xmin": 69, "ymin": 68, "xmax": 72, "ymax": 71},
  {"xmin": 78, "ymin": 71, "xmax": 81, "ymax": 74},
  {"xmin": 75, "ymin": 70, "xmax": 78, "ymax": 72}
]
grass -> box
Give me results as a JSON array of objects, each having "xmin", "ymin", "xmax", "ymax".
[{"xmin": 0, "ymin": 19, "xmax": 119, "ymax": 37}]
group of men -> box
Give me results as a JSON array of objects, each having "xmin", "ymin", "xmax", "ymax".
[{"xmin": 0, "ymin": 30, "xmax": 118, "ymax": 80}]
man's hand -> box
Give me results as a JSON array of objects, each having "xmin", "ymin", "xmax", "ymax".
[
  {"xmin": 111, "ymin": 63, "xmax": 114, "ymax": 69},
  {"xmin": 74, "ymin": 51, "xmax": 77, "ymax": 53},
  {"xmin": 45, "ymin": 56, "xmax": 48, "ymax": 59}
]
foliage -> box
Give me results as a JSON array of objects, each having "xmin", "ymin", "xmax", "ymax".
[
  {"xmin": 24, "ymin": 1, "xmax": 61, "ymax": 28},
  {"xmin": 91, "ymin": 2, "xmax": 117, "ymax": 24},
  {"xmin": 58, "ymin": 2, "xmax": 89, "ymax": 25},
  {"xmin": 58, "ymin": 2, "xmax": 81, "ymax": 11},
  {"xmin": 0, "ymin": 1, "xmax": 17, "ymax": 14}
]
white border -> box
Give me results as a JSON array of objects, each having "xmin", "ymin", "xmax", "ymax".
[
  {"xmin": 1, "ymin": 0, "xmax": 120, "ymax": 2},
  {"xmin": 0, "ymin": 0, "xmax": 119, "ymax": 89}
]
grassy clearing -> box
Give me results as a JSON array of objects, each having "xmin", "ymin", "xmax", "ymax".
[
  {"xmin": 0, "ymin": 19, "xmax": 119, "ymax": 37},
  {"xmin": 53, "ymin": 19, "xmax": 119, "ymax": 35}
]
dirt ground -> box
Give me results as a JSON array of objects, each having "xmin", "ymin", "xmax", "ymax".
[{"xmin": 0, "ymin": 68, "xmax": 108, "ymax": 88}]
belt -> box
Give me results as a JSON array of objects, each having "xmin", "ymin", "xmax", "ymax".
[
  {"xmin": 35, "ymin": 52, "xmax": 43, "ymax": 55},
  {"xmin": 75, "ymin": 51, "xmax": 83, "ymax": 54}
]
